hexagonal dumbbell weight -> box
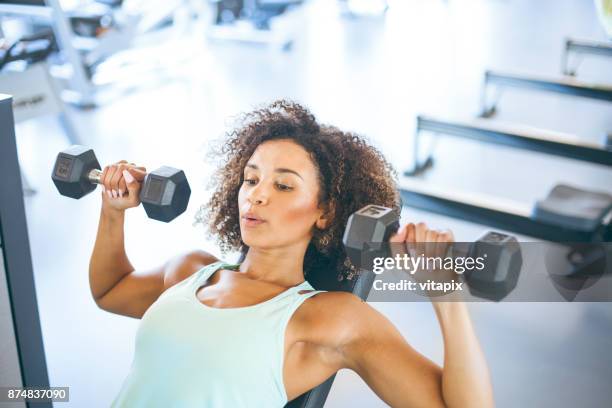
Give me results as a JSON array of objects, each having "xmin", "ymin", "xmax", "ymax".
[
  {"xmin": 342, "ymin": 204, "xmax": 401, "ymax": 269},
  {"xmin": 52, "ymin": 145, "xmax": 191, "ymax": 222},
  {"xmin": 463, "ymin": 231, "xmax": 523, "ymax": 301},
  {"xmin": 342, "ymin": 204, "xmax": 523, "ymax": 301}
]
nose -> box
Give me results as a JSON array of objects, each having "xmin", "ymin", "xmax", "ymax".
[{"xmin": 247, "ymin": 183, "xmax": 269, "ymax": 206}]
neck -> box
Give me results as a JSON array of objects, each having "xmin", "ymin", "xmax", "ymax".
[{"xmin": 238, "ymin": 243, "xmax": 308, "ymax": 288}]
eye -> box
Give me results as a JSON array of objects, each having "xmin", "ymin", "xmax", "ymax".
[
  {"xmin": 276, "ymin": 183, "xmax": 293, "ymax": 191},
  {"xmin": 244, "ymin": 178, "xmax": 257, "ymax": 186}
]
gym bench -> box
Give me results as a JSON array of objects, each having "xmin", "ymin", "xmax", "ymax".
[
  {"xmin": 481, "ymin": 70, "xmax": 612, "ymax": 117},
  {"xmin": 397, "ymin": 178, "xmax": 612, "ymax": 243},
  {"xmin": 407, "ymin": 115, "xmax": 612, "ymax": 175},
  {"xmin": 562, "ymin": 38, "xmax": 612, "ymax": 76}
]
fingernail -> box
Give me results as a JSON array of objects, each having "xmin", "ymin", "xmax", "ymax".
[
  {"xmin": 122, "ymin": 170, "xmax": 134, "ymax": 183},
  {"xmin": 101, "ymin": 185, "xmax": 106, "ymax": 192},
  {"xmin": 112, "ymin": 190, "xmax": 117, "ymax": 198},
  {"xmin": 119, "ymin": 190, "xmax": 123, "ymax": 198},
  {"xmin": 107, "ymin": 190, "xmax": 112, "ymax": 198}
]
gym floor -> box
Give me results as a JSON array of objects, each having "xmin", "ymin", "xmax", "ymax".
[{"xmin": 14, "ymin": 0, "xmax": 612, "ymax": 406}]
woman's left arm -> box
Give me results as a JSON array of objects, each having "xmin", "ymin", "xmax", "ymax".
[
  {"xmin": 336, "ymin": 296, "xmax": 493, "ymax": 408},
  {"xmin": 335, "ymin": 223, "xmax": 494, "ymax": 407},
  {"xmin": 432, "ymin": 301, "xmax": 494, "ymax": 408}
]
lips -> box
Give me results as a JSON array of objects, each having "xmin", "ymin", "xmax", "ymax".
[{"xmin": 243, "ymin": 211, "xmax": 265, "ymax": 222}]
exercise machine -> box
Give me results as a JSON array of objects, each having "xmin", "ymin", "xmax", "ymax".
[
  {"xmin": 1, "ymin": 28, "xmax": 81, "ymax": 194},
  {"xmin": 0, "ymin": 94, "xmax": 51, "ymax": 407},
  {"xmin": 562, "ymin": 38, "xmax": 612, "ymax": 76},
  {"xmin": 398, "ymin": 178, "xmax": 612, "ymax": 243},
  {"xmin": 0, "ymin": 0, "xmax": 198, "ymax": 107},
  {"xmin": 407, "ymin": 114, "xmax": 612, "ymax": 175},
  {"xmin": 207, "ymin": 0, "xmax": 305, "ymax": 50},
  {"xmin": 480, "ymin": 70, "xmax": 612, "ymax": 118}
]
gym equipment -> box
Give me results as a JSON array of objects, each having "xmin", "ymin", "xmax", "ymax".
[
  {"xmin": 207, "ymin": 0, "xmax": 304, "ymax": 50},
  {"xmin": 398, "ymin": 178, "xmax": 612, "ymax": 240},
  {"xmin": 406, "ymin": 115, "xmax": 612, "ymax": 175},
  {"xmin": 342, "ymin": 205, "xmax": 522, "ymax": 301},
  {"xmin": 0, "ymin": 29, "xmax": 55, "ymax": 70},
  {"xmin": 51, "ymin": 145, "xmax": 191, "ymax": 222},
  {"xmin": 562, "ymin": 38, "xmax": 612, "ymax": 76},
  {"xmin": 480, "ymin": 70, "xmax": 612, "ymax": 118},
  {"xmin": 68, "ymin": 3, "xmax": 115, "ymax": 38},
  {"xmin": 1, "ymin": 29, "xmax": 81, "ymax": 194},
  {"xmin": 398, "ymin": 179, "xmax": 612, "ymax": 282},
  {"xmin": 0, "ymin": 94, "xmax": 51, "ymax": 407},
  {"xmin": 0, "ymin": 0, "xmax": 197, "ymax": 106}
]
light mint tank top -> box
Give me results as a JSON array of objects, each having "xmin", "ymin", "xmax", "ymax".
[{"xmin": 111, "ymin": 261, "xmax": 326, "ymax": 408}]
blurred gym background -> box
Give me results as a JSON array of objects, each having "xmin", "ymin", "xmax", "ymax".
[{"xmin": 1, "ymin": 0, "xmax": 611, "ymax": 407}]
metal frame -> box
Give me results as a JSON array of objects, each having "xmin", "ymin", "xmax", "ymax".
[
  {"xmin": 407, "ymin": 115, "xmax": 612, "ymax": 174},
  {"xmin": 0, "ymin": 0, "xmax": 191, "ymax": 107},
  {"xmin": 480, "ymin": 70, "xmax": 612, "ymax": 117},
  {"xmin": 0, "ymin": 94, "xmax": 51, "ymax": 406},
  {"xmin": 562, "ymin": 38, "xmax": 612, "ymax": 76},
  {"xmin": 398, "ymin": 178, "xmax": 611, "ymax": 243}
]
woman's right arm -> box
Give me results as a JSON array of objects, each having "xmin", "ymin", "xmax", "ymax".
[{"xmin": 89, "ymin": 161, "xmax": 217, "ymax": 319}]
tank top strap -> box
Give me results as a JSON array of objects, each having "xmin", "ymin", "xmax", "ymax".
[
  {"xmin": 191, "ymin": 261, "xmax": 238, "ymax": 286},
  {"xmin": 281, "ymin": 281, "xmax": 327, "ymax": 314},
  {"xmin": 189, "ymin": 261, "xmax": 326, "ymax": 305}
]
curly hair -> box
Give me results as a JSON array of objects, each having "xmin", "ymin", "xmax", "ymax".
[{"xmin": 195, "ymin": 100, "xmax": 400, "ymax": 284}]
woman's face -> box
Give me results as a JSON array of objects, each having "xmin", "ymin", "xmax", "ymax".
[{"xmin": 238, "ymin": 139, "xmax": 326, "ymax": 250}]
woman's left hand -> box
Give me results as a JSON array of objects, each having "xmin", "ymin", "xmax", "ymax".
[
  {"xmin": 389, "ymin": 222, "xmax": 454, "ymax": 258},
  {"xmin": 389, "ymin": 222, "xmax": 460, "ymax": 298}
]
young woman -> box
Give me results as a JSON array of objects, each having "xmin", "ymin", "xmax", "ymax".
[{"xmin": 90, "ymin": 100, "xmax": 493, "ymax": 407}]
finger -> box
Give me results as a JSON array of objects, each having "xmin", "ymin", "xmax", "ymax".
[
  {"xmin": 389, "ymin": 223, "xmax": 407, "ymax": 243},
  {"xmin": 416, "ymin": 222, "xmax": 428, "ymax": 242},
  {"xmin": 110, "ymin": 164, "xmax": 128, "ymax": 198},
  {"xmin": 425, "ymin": 229, "xmax": 438, "ymax": 261},
  {"xmin": 123, "ymin": 169, "xmax": 142, "ymax": 204},
  {"xmin": 125, "ymin": 167, "xmax": 147, "ymax": 181},
  {"xmin": 103, "ymin": 165, "xmax": 117, "ymax": 199},
  {"xmin": 435, "ymin": 230, "xmax": 452, "ymax": 258},
  {"xmin": 415, "ymin": 222, "xmax": 427, "ymax": 256},
  {"xmin": 405, "ymin": 223, "xmax": 416, "ymax": 244},
  {"xmin": 118, "ymin": 177, "xmax": 127, "ymax": 197},
  {"xmin": 390, "ymin": 225, "xmax": 408, "ymax": 260}
]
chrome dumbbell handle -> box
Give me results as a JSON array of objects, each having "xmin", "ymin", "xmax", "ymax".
[{"xmin": 87, "ymin": 168, "xmax": 103, "ymax": 184}]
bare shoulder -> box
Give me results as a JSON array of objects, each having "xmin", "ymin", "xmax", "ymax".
[
  {"xmin": 162, "ymin": 250, "xmax": 218, "ymax": 290},
  {"xmin": 296, "ymin": 291, "xmax": 379, "ymax": 349}
]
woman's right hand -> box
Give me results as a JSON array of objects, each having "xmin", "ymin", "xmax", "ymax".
[{"xmin": 100, "ymin": 160, "xmax": 147, "ymax": 212}]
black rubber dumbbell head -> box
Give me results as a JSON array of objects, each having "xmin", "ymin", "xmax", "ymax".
[
  {"xmin": 464, "ymin": 231, "xmax": 522, "ymax": 301},
  {"xmin": 52, "ymin": 145, "xmax": 101, "ymax": 199},
  {"xmin": 139, "ymin": 166, "xmax": 191, "ymax": 222},
  {"xmin": 342, "ymin": 205, "xmax": 400, "ymax": 269}
]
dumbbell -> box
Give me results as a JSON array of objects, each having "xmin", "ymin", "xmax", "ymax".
[
  {"xmin": 342, "ymin": 204, "xmax": 523, "ymax": 301},
  {"xmin": 52, "ymin": 145, "xmax": 191, "ymax": 222}
]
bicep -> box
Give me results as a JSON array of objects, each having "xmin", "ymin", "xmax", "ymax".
[
  {"xmin": 96, "ymin": 250, "xmax": 217, "ymax": 319},
  {"xmin": 341, "ymin": 302, "xmax": 444, "ymax": 408},
  {"xmin": 95, "ymin": 265, "xmax": 165, "ymax": 319}
]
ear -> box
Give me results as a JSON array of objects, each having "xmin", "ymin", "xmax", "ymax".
[{"xmin": 315, "ymin": 202, "xmax": 334, "ymax": 230}]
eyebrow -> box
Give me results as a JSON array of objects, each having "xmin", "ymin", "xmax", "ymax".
[{"xmin": 245, "ymin": 163, "xmax": 303, "ymax": 180}]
